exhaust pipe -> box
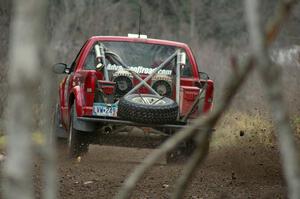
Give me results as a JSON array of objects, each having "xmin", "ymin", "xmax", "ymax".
[{"xmin": 101, "ymin": 125, "xmax": 113, "ymax": 134}]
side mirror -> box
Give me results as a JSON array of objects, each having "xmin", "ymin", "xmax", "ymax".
[
  {"xmin": 199, "ymin": 72, "xmax": 209, "ymax": 80},
  {"xmin": 53, "ymin": 63, "xmax": 67, "ymax": 74}
]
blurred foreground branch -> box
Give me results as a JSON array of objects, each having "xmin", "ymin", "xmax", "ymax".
[
  {"xmin": 246, "ymin": 0, "xmax": 300, "ymax": 198},
  {"xmin": 40, "ymin": 17, "xmax": 57, "ymax": 199},
  {"xmin": 41, "ymin": 64, "xmax": 57, "ymax": 199},
  {"xmin": 2, "ymin": 0, "xmax": 48, "ymax": 199},
  {"xmin": 116, "ymin": 0, "xmax": 298, "ymax": 198}
]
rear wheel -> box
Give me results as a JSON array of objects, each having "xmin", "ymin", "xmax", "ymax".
[
  {"xmin": 166, "ymin": 139, "xmax": 196, "ymax": 164},
  {"xmin": 52, "ymin": 103, "xmax": 68, "ymax": 139},
  {"xmin": 51, "ymin": 103, "xmax": 68, "ymax": 151},
  {"xmin": 68, "ymin": 104, "xmax": 89, "ymax": 158},
  {"xmin": 166, "ymin": 135, "xmax": 209, "ymax": 164}
]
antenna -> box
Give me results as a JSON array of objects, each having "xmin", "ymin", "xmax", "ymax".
[
  {"xmin": 128, "ymin": 4, "xmax": 147, "ymax": 39},
  {"xmin": 138, "ymin": 5, "xmax": 142, "ymax": 38}
]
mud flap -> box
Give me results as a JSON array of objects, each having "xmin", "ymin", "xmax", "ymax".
[
  {"xmin": 56, "ymin": 127, "xmax": 68, "ymax": 138},
  {"xmin": 53, "ymin": 104, "xmax": 68, "ymax": 138},
  {"xmin": 73, "ymin": 116, "xmax": 97, "ymax": 132},
  {"xmin": 72, "ymin": 105, "xmax": 97, "ymax": 132}
]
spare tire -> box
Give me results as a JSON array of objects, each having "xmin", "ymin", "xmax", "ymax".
[{"xmin": 118, "ymin": 94, "xmax": 179, "ymax": 124}]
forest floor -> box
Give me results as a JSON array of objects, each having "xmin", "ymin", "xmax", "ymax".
[
  {"xmin": 33, "ymin": 144, "xmax": 284, "ymax": 199},
  {"xmin": 0, "ymin": 112, "xmax": 294, "ymax": 198},
  {"xmin": 30, "ymin": 112, "xmax": 291, "ymax": 199}
]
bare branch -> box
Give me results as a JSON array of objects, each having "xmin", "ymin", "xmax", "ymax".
[
  {"xmin": 115, "ymin": 0, "xmax": 299, "ymax": 198},
  {"xmin": 266, "ymin": 0, "xmax": 298, "ymax": 45},
  {"xmin": 245, "ymin": 0, "xmax": 300, "ymax": 198},
  {"xmin": 115, "ymin": 56, "xmax": 254, "ymax": 199}
]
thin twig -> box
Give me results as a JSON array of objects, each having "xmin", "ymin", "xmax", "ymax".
[
  {"xmin": 138, "ymin": 93, "xmax": 147, "ymax": 104},
  {"xmin": 152, "ymin": 96, "xmax": 165, "ymax": 105}
]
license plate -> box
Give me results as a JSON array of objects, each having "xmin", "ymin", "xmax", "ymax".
[{"xmin": 93, "ymin": 103, "xmax": 118, "ymax": 117}]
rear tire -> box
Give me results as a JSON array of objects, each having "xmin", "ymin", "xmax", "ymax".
[
  {"xmin": 166, "ymin": 139, "xmax": 196, "ymax": 164},
  {"xmin": 52, "ymin": 103, "xmax": 68, "ymax": 139},
  {"xmin": 166, "ymin": 136, "xmax": 209, "ymax": 164},
  {"xmin": 68, "ymin": 104, "xmax": 89, "ymax": 158}
]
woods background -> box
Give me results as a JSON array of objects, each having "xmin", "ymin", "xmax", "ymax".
[
  {"xmin": 0, "ymin": 0, "xmax": 300, "ymax": 127},
  {"xmin": 1, "ymin": 1, "xmax": 300, "ymax": 198}
]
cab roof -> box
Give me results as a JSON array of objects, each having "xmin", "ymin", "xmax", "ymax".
[{"xmin": 89, "ymin": 36, "xmax": 190, "ymax": 49}]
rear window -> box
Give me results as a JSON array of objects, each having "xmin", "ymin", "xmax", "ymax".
[{"xmin": 83, "ymin": 41, "xmax": 192, "ymax": 77}]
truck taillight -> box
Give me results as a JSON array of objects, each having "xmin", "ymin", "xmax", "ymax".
[
  {"xmin": 85, "ymin": 74, "xmax": 97, "ymax": 91},
  {"xmin": 84, "ymin": 73, "xmax": 97, "ymax": 106},
  {"xmin": 180, "ymin": 86, "xmax": 200, "ymax": 118},
  {"xmin": 95, "ymin": 80, "xmax": 116, "ymax": 104},
  {"xmin": 203, "ymin": 80, "xmax": 214, "ymax": 112},
  {"xmin": 98, "ymin": 81, "xmax": 116, "ymax": 95}
]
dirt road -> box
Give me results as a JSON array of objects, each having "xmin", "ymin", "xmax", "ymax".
[{"xmin": 33, "ymin": 141, "xmax": 286, "ymax": 199}]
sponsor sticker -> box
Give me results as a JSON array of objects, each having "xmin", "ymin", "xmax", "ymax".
[{"xmin": 107, "ymin": 64, "xmax": 172, "ymax": 75}]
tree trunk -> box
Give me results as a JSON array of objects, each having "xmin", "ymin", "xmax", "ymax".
[{"xmin": 2, "ymin": 0, "xmax": 48, "ymax": 199}]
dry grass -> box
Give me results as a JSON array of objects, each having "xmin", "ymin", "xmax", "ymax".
[
  {"xmin": 210, "ymin": 111, "xmax": 300, "ymax": 151},
  {"xmin": 210, "ymin": 111, "xmax": 275, "ymax": 149},
  {"xmin": 0, "ymin": 131, "xmax": 44, "ymax": 151},
  {"xmin": 292, "ymin": 115, "xmax": 300, "ymax": 140}
]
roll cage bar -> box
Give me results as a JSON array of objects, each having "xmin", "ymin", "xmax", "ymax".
[{"xmin": 94, "ymin": 42, "xmax": 207, "ymax": 121}]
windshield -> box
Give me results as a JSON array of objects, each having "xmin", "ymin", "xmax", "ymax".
[{"xmin": 83, "ymin": 41, "xmax": 193, "ymax": 77}]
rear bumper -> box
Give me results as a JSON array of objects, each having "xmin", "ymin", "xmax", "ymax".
[
  {"xmin": 77, "ymin": 116, "xmax": 215, "ymax": 133},
  {"xmin": 77, "ymin": 116, "xmax": 187, "ymax": 130},
  {"xmin": 75, "ymin": 116, "xmax": 215, "ymax": 148}
]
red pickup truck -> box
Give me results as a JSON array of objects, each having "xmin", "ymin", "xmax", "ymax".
[{"xmin": 52, "ymin": 34, "xmax": 214, "ymax": 163}]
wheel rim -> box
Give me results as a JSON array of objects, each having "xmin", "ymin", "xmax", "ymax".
[{"xmin": 131, "ymin": 96, "xmax": 166, "ymax": 105}]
